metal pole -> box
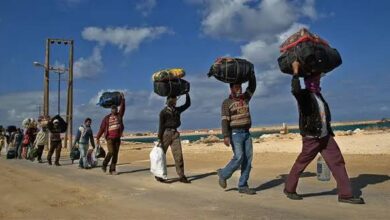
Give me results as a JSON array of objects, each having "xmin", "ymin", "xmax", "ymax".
[{"xmin": 44, "ymin": 39, "xmax": 50, "ymax": 117}]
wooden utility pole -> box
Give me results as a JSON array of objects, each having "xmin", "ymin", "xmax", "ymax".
[
  {"xmin": 64, "ymin": 40, "xmax": 74, "ymax": 150},
  {"xmin": 44, "ymin": 39, "xmax": 50, "ymax": 117}
]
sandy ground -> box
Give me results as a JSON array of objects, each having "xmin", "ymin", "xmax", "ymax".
[{"xmin": 0, "ymin": 130, "xmax": 389, "ymax": 220}]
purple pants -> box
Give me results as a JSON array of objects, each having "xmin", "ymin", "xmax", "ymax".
[{"xmin": 285, "ymin": 135, "xmax": 353, "ymax": 198}]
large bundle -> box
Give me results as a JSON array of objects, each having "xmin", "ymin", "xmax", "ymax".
[
  {"xmin": 278, "ymin": 28, "xmax": 342, "ymax": 77},
  {"xmin": 48, "ymin": 115, "xmax": 67, "ymax": 133},
  {"xmin": 97, "ymin": 91, "xmax": 122, "ymax": 108},
  {"xmin": 22, "ymin": 118, "xmax": 37, "ymax": 129},
  {"xmin": 207, "ymin": 57, "xmax": 254, "ymax": 84},
  {"xmin": 154, "ymin": 79, "xmax": 190, "ymax": 97},
  {"xmin": 152, "ymin": 68, "xmax": 185, "ymax": 82}
]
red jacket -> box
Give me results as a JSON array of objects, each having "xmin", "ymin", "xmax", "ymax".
[{"xmin": 96, "ymin": 98, "xmax": 125, "ymax": 140}]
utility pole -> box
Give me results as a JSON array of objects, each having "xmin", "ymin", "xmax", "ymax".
[
  {"xmin": 43, "ymin": 39, "xmax": 50, "ymax": 117},
  {"xmin": 65, "ymin": 40, "xmax": 74, "ymax": 150}
]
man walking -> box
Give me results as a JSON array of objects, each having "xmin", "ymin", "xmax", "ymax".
[
  {"xmin": 217, "ymin": 73, "xmax": 257, "ymax": 195},
  {"xmin": 96, "ymin": 93, "xmax": 125, "ymax": 175},
  {"xmin": 47, "ymin": 119, "xmax": 63, "ymax": 166},
  {"xmin": 157, "ymin": 93, "xmax": 191, "ymax": 183},
  {"xmin": 283, "ymin": 61, "xmax": 364, "ymax": 204},
  {"xmin": 74, "ymin": 118, "xmax": 96, "ymax": 169}
]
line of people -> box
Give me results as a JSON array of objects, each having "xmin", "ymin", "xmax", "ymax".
[{"xmin": 0, "ymin": 68, "xmax": 364, "ymax": 204}]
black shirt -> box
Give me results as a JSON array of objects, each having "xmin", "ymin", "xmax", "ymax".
[{"xmin": 158, "ymin": 94, "xmax": 191, "ymax": 140}]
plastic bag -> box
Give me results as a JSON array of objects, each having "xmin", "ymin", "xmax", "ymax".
[{"xmin": 149, "ymin": 143, "xmax": 167, "ymax": 179}]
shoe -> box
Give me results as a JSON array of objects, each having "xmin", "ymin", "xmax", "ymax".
[
  {"xmin": 155, "ymin": 176, "xmax": 167, "ymax": 183},
  {"xmin": 48, "ymin": 160, "xmax": 52, "ymax": 166},
  {"xmin": 338, "ymin": 197, "xmax": 365, "ymax": 204},
  {"xmin": 109, "ymin": 171, "xmax": 118, "ymax": 175},
  {"xmin": 179, "ymin": 176, "xmax": 191, "ymax": 184},
  {"xmin": 55, "ymin": 162, "xmax": 61, "ymax": 166},
  {"xmin": 217, "ymin": 169, "xmax": 227, "ymax": 189},
  {"xmin": 101, "ymin": 166, "xmax": 107, "ymax": 173},
  {"xmin": 238, "ymin": 187, "xmax": 256, "ymax": 195},
  {"xmin": 283, "ymin": 189, "xmax": 303, "ymax": 200}
]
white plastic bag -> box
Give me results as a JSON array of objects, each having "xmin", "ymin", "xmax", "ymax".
[{"xmin": 150, "ymin": 143, "xmax": 167, "ymax": 179}]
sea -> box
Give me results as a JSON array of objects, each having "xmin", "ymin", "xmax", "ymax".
[{"xmin": 123, "ymin": 121, "xmax": 390, "ymax": 144}]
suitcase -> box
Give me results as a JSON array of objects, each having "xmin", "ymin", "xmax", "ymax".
[
  {"xmin": 207, "ymin": 57, "xmax": 254, "ymax": 84},
  {"xmin": 153, "ymin": 79, "xmax": 190, "ymax": 97}
]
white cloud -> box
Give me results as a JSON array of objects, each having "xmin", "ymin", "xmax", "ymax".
[
  {"xmin": 198, "ymin": 0, "xmax": 316, "ymax": 42},
  {"xmin": 136, "ymin": 0, "xmax": 157, "ymax": 16},
  {"xmin": 81, "ymin": 26, "xmax": 172, "ymax": 53},
  {"xmin": 73, "ymin": 46, "xmax": 103, "ymax": 79}
]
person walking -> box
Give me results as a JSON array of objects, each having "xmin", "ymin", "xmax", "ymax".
[
  {"xmin": 74, "ymin": 118, "xmax": 96, "ymax": 169},
  {"xmin": 47, "ymin": 119, "xmax": 63, "ymax": 166},
  {"xmin": 157, "ymin": 93, "xmax": 191, "ymax": 183},
  {"xmin": 96, "ymin": 93, "xmax": 125, "ymax": 175},
  {"xmin": 33, "ymin": 127, "xmax": 49, "ymax": 163},
  {"xmin": 283, "ymin": 61, "xmax": 364, "ymax": 204},
  {"xmin": 217, "ymin": 73, "xmax": 257, "ymax": 195}
]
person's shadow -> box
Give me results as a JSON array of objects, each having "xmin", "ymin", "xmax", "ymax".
[
  {"xmin": 163, "ymin": 171, "xmax": 217, "ymax": 183},
  {"xmin": 300, "ymin": 174, "xmax": 390, "ymax": 198},
  {"xmin": 117, "ymin": 164, "xmax": 175, "ymax": 175},
  {"xmin": 225, "ymin": 172, "xmax": 316, "ymax": 192}
]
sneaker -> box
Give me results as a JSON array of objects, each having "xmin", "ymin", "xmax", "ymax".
[
  {"xmin": 338, "ymin": 197, "xmax": 365, "ymax": 204},
  {"xmin": 109, "ymin": 171, "xmax": 118, "ymax": 175},
  {"xmin": 283, "ymin": 189, "xmax": 303, "ymax": 200},
  {"xmin": 101, "ymin": 166, "xmax": 107, "ymax": 173},
  {"xmin": 179, "ymin": 176, "xmax": 191, "ymax": 184},
  {"xmin": 238, "ymin": 187, "xmax": 256, "ymax": 195},
  {"xmin": 217, "ymin": 169, "xmax": 227, "ymax": 189}
]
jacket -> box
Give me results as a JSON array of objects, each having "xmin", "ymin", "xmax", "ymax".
[
  {"xmin": 291, "ymin": 76, "xmax": 334, "ymax": 137},
  {"xmin": 97, "ymin": 98, "xmax": 126, "ymax": 140}
]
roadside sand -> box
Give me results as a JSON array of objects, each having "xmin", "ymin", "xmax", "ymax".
[{"xmin": 0, "ymin": 130, "xmax": 389, "ymax": 219}]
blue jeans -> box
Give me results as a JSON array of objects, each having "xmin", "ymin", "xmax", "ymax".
[
  {"xmin": 79, "ymin": 143, "xmax": 89, "ymax": 168},
  {"xmin": 220, "ymin": 129, "xmax": 253, "ymax": 188}
]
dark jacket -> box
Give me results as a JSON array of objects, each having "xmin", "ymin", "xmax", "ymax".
[
  {"xmin": 158, "ymin": 93, "xmax": 191, "ymax": 140},
  {"xmin": 291, "ymin": 76, "xmax": 334, "ymax": 137},
  {"xmin": 96, "ymin": 98, "xmax": 126, "ymax": 140}
]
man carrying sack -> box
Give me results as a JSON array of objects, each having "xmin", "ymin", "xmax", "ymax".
[
  {"xmin": 157, "ymin": 93, "xmax": 191, "ymax": 183},
  {"xmin": 283, "ymin": 61, "xmax": 364, "ymax": 204},
  {"xmin": 96, "ymin": 93, "xmax": 125, "ymax": 175},
  {"xmin": 217, "ymin": 72, "xmax": 257, "ymax": 195}
]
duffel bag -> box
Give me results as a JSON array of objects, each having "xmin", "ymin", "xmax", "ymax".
[
  {"xmin": 7, "ymin": 149, "xmax": 16, "ymax": 159},
  {"xmin": 152, "ymin": 68, "xmax": 185, "ymax": 82},
  {"xmin": 154, "ymin": 79, "xmax": 190, "ymax": 97},
  {"xmin": 207, "ymin": 57, "xmax": 254, "ymax": 84},
  {"xmin": 97, "ymin": 91, "xmax": 122, "ymax": 108},
  {"xmin": 295, "ymin": 41, "xmax": 342, "ymax": 74},
  {"xmin": 70, "ymin": 147, "xmax": 80, "ymax": 162},
  {"xmin": 49, "ymin": 115, "xmax": 67, "ymax": 133}
]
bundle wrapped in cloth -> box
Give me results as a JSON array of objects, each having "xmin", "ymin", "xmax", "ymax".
[
  {"xmin": 152, "ymin": 68, "xmax": 185, "ymax": 82},
  {"xmin": 48, "ymin": 115, "xmax": 67, "ymax": 133},
  {"xmin": 97, "ymin": 91, "xmax": 122, "ymax": 108},
  {"xmin": 22, "ymin": 118, "xmax": 38, "ymax": 129},
  {"xmin": 153, "ymin": 68, "xmax": 190, "ymax": 97},
  {"xmin": 277, "ymin": 28, "xmax": 342, "ymax": 77},
  {"xmin": 207, "ymin": 57, "xmax": 254, "ymax": 84}
]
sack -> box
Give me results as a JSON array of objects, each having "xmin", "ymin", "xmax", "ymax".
[
  {"xmin": 70, "ymin": 147, "xmax": 80, "ymax": 160},
  {"xmin": 95, "ymin": 145, "xmax": 106, "ymax": 158},
  {"xmin": 87, "ymin": 149, "xmax": 98, "ymax": 167},
  {"xmin": 153, "ymin": 68, "xmax": 186, "ymax": 82},
  {"xmin": 153, "ymin": 79, "xmax": 190, "ymax": 97},
  {"xmin": 22, "ymin": 135, "xmax": 30, "ymax": 145},
  {"xmin": 207, "ymin": 57, "xmax": 254, "ymax": 84},
  {"xmin": 22, "ymin": 118, "xmax": 37, "ymax": 129},
  {"xmin": 49, "ymin": 115, "xmax": 67, "ymax": 133},
  {"xmin": 97, "ymin": 91, "xmax": 122, "ymax": 108},
  {"xmin": 7, "ymin": 149, "xmax": 16, "ymax": 159},
  {"xmin": 278, "ymin": 28, "xmax": 342, "ymax": 76},
  {"xmin": 150, "ymin": 143, "xmax": 167, "ymax": 179},
  {"xmin": 280, "ymin": 28, "xmax": 329, "ymax": 53}
]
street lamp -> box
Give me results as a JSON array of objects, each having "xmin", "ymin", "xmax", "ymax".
[{"xmin": 33, "ymin": 61, "xmax": 68, "ymax": 115}]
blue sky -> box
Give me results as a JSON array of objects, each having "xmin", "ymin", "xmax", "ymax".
[{"xmin": 0, "ymin": 0, "xmax": 389, "ymax": 132}]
